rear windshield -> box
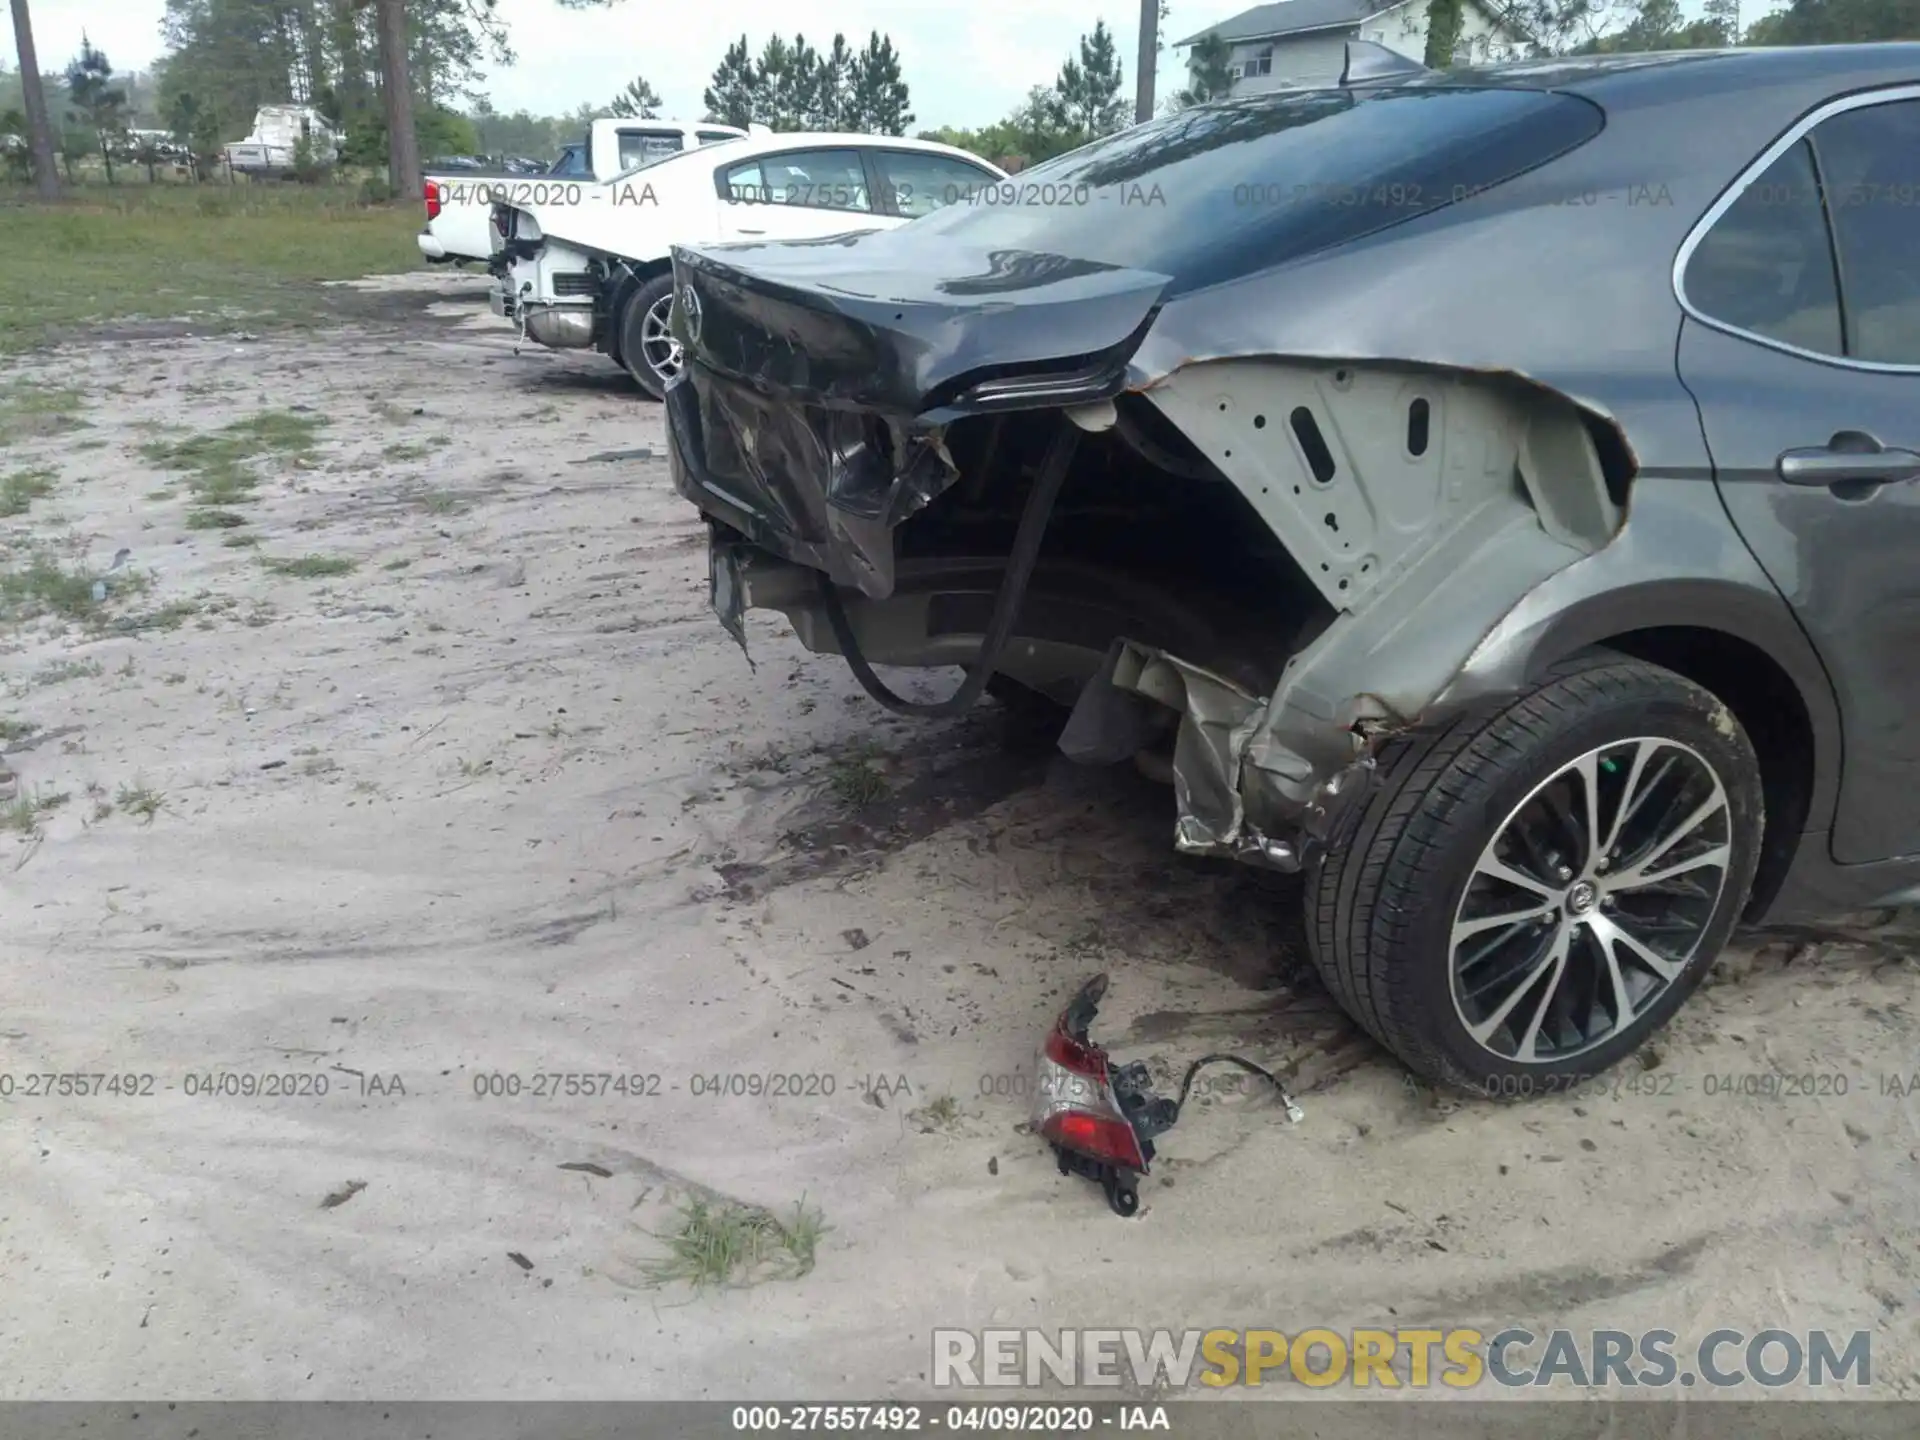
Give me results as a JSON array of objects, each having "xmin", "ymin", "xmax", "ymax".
[{"xmin": 907, "ymin": 86, "xmax": 1604, "ymax": 293}]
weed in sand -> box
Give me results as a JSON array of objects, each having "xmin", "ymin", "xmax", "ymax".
[
  {"xmin": 1, "ymin": 556, "xmax": 100, "ymax": 623},
  {"xmin": 826, "ymin": 747, "xmax": 889, "ymax": 807},
  {"xmin": 222, "ymin": 533, "xmax": 261, "ymax": 548},
  {"xmin": 261, "ymin": 553, "xmax": 356, "ymax": 579},
  {"xmin": 416, "ymin": 490, "xmax": 464, "ymax": 516},
  {"xmin": 186, "ymin": 509, "xmax": 248, "ymax": 530},
  {"xmin": 112, "ymin": 600, "xmax": 201, "ymax": 635},
  {"xmin": 0, "ymin": 383, "xmax": 86, "ymax": 444},
  {"xmin": 1, "ymin": 787, "xmax": 69, "ymax": 834},
  {"xmin": 0, "ymin": 717, "xmax": 38, "ymax": 743},
  {"xmin": 140, "ymin": 410, "xmax": 328, "ymax": 505},
  {"xmin": 32, "ymin": 657, "xmax": 105, "ymax": 687},
  {"xmin": 381, "ymin": 558, "xmax": 411, "ymax": 571},
  {"xmin": 383, "ymin": 440, "xmax": 432, "ymax": 462},
  {"xmin": 910, "ymin": 1095, "xmax": 961, "ymax": 1131},
  {"xmin": 114, "ymin": 782, "xmax": 165, "ymax": 823},
  {"xmin": 0, "ymin": 467, "xmax": 58, "ymax": 517},
  {"xmin": 641, "ymin": 1196, "xmax": 826, "ymax": 1289}
]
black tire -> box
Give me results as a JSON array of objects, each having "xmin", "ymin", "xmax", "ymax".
[
  {"xmin": 1305, "ymin": 652, "xmax": 1763, "ymax": 1096},
  {"xmin": 616, "ymin": 272, "xmax": 678, "ymax": 400}
]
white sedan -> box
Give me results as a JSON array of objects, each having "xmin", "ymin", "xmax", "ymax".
[{"xmin": 492, "ymin": 132, "xmax": 1008, "ymax": 397}]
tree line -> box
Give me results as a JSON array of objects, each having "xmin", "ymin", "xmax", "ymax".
[{"xmin": 8, "ymin": 0, "xmax": 1920, "ymax": 199}]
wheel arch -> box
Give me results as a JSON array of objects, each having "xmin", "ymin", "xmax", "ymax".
[{"xmin": 1514, "ymin": 579, "xmax": 1840, "ymax": 921}]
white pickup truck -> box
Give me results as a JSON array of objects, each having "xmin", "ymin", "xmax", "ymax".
[
  {"xmin": 418, "ymin": 118, "xmax": 756, "ymax": 265},
  {"xmin": 493, "ymin": 132, "xmax": 1007, "ymax": 397}
]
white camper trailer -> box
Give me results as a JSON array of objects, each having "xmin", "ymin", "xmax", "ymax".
[{"xmin": 224, "ymin": 105, "xmax": 341, "ymax": 178}]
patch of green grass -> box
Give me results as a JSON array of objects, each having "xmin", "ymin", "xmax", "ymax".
[
  {"xmin": 186, "ymin": 508, "xmax": 247, "ymax": 530},
  {"xmin": 0, "ymin": 717, "xmax": 38, "ymax": 743},
  {"xmin": 2, "ymin": 556, "xmax": 103, "ymax": 624},
  {"xmin": 261, "ymin": 553, "xmax": 356, "ymax": 579},
  {"xmin": 1, "ymin": 786, "xmax": 69, "ymax": 834},
  {"xmin": 383, "ymin": 440, "xmax": 432, "ymax": 461},
  {"xmin": 0, "ymin": 382, "xmax": 86, "ymax": 444},
  {"xmin": 826, "ymin": 746, "xmax": 889, "ymax": 807},
  {"xmin": 114, "ymin": 782, "xmax": 165, "ymax": 823},
  {"xmin": 1, "ymin": 184, "xmax": 422, "ymax": 355},
  {"xmin": 33, "ymin": 657, "xmax": 105, "ymax": 686},
  {"xmin": 0, "ymin": 467, "xmax": 58, "ymax": 517},
  {"xmin": 417, "ymin": 490, "xmax": 464, "ymax": 516},
  {"xmin": 140, "ymin": 410, "xmax": 328, "ymax": 505},
  {"xmin": 222, "ymin": 533, "xmax": 261, "ymax": 548},
  {"xmin": 641, "ymin": 1196, "xmax": 826, "ymax": 1290},
  {"xmin": 110, "ymin": 600, "xmax": 201, "ymax": 634}
]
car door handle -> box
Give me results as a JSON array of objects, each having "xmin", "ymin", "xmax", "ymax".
[{"xmin": 1777, "ymin": 434, "xmax": 1920, "ymax": 487}]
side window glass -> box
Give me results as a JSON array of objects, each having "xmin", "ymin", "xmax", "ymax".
[
  {"xmin": 873, "ymin": 151, "xmax": 1001, "ymax": 218},
  {"xmin": 1810, "ymin": 98, "xmax": 1920, "ymax": 365},
  {"xmin": 1685, "ymin": 137, "xmax": 1843, "ymax": 358},
  {"xmin": 722, "ymin": 149, "xmax": 871, "ymax": 211}
]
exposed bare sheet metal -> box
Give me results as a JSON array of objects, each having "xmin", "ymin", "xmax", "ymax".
[
  {"xmin": 1061, "ymin": 642, "xmax": 1300, "ymax": 868},
  {"xmin": 1063, "ymin": 359, "xmax": 1625, "ymax": 868}
]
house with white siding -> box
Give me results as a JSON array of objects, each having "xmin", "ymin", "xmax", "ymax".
[{"xmin": 1175, "ymin": 0, "xmax": 1532, "ymax": 96}]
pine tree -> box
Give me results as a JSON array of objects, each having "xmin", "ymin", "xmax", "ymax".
[
  {"xmin": 703, "ymin": 35, "xmax": 758, "ymax": 127},
  {"xmin": 608, "ymin": 74, "xmax": 660, "ymax": 118},
  {"xmin": 1174, "ymin": 32, "xmax": 1233, "ymax": 105},
  {"xmin": 65, "ymin": 34, "xmax": 128, "ymax": 181},
  {"xmin": 814, "ymin": 33, "xmax": 854, "ymax": 129},
  {"xmin": 847, "ymin": 31, "xmax": 912, "ymax": 135},
  {"xmin": 1054, "ymin": 21, "xmax": 1127, "ymax": 140}
]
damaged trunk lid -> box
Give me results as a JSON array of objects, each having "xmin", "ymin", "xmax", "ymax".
[{"xmin": 665, "ymin": 240, "xmax": 1171, "ymax": 594}]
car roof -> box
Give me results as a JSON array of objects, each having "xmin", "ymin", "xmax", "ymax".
[
  {"xmin": 654, "ymin": 131, "xmax": 998, "ymax": 169},
  {"xmin": 1416, "ymin": 41, "xmax": 1920, "ymax": 95}
]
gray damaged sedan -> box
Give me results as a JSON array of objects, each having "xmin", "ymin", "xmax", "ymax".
[{"xmin": 662, "ymin": 43, "xmax": 1920, "ymax": 1093}]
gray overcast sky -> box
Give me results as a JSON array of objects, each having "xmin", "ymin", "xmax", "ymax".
[{"xmin": 6, "ymin": 0, "xmax": 1239, "ymax": 131}]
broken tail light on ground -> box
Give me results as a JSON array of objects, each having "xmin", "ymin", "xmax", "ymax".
[{"xmin": 1032, "ymin": 975, "xmax": 1302, "ymax": 1217}]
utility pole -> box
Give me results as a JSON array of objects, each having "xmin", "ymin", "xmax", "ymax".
[
  {"xmin": 1135, "ymin": 0, "xmax": 1157, "ymax": 123},
  {"xmin": 8, "ymin": 0, "xmax": 62, "ymax": 199}
]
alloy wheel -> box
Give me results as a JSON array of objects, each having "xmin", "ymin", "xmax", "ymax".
[
  {"xmin": 1449, "ymin": 737, "xmax": 1733, "ymax": 1064},
  {"xmin": 639, "ymin": 292, "xmax": 683, "ymax": 385}
]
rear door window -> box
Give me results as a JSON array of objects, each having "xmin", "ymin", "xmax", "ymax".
[
  {"xmin": 1683, "ymin": 139, "xmax": 1844, "ymax": 357},
  {"xmin": 1810, "ymin": 98, "xmax": 1920, "ymax": 365},
  {"xmin": 870, "ymin": 149, "xmax": 1003, "ymax": 217},
  {"xmin": 720, "ymin": 149, "xmax": 872, "ymax": 212},
  {"xmin": 1682, "ymin": 93, "xmax": 1920, "ymax": 365}
]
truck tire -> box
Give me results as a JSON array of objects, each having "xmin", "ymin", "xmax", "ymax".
[
  {"xmin": 616, "ymin": 273, "xmax": 681, "ymax": 400},
  {"xmin": 1304, "ymin": 653, "xmax": 1763, "ymax": 1096}
]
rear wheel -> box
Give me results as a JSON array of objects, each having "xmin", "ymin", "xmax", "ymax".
[
  {"xmin": 1305, "ymin": 653, "xmax": 1763, "ymax": 1095},
  {"xmin": 616, "ymin": 273, "xmax": 680, "ymax": 400}
]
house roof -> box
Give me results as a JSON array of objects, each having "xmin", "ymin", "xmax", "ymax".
[{"xmin": 1174, "ymin": 0, "xmax": 1399, "ymax": 47}]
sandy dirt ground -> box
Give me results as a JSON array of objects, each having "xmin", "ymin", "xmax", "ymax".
[{"xmin": 2, "ymin": 272, "xmax": 1918, "ymax": 1402}]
